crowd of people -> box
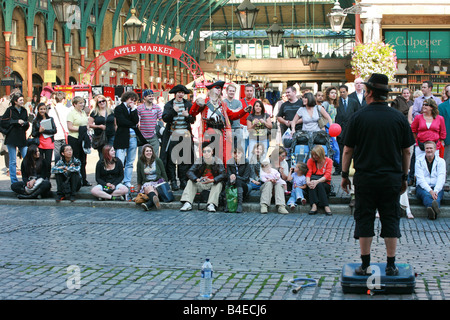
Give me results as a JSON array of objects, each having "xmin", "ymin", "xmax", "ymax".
[{"xmin": 0, "ymin": 78, "xmax": 449, "ymax": 218}]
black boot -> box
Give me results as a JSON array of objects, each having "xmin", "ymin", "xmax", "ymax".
[
  {"xmin": 171, "ymin": 180, "xmax": 179, "ymax": 191},
  {"xmin": 236, "ymin": 187, "xmax": 244, "ymax": 213},
  {"xmin": 142, "ymin": 192, "xmax": 160, "ymax": 211},
  {"xmin": 17, "ymin": 187, "xmax": 43, "ymax": 199}
]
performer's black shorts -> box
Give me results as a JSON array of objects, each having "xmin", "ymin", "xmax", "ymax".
[{"xmin": 353, "ymin": 185, "xmax": 402, "ymax": 239}]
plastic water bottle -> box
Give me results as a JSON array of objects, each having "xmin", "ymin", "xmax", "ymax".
[{"xmin": 200, "ymin": 259, "xmax": 213, "ymax": 298}]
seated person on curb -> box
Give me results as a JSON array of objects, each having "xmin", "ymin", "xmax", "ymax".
[
  {"xmin": 415, "ymin": 140, "xmax": 446, "ymax": 220},
  {"xmin": 180, "ymin": 142, "xmax": 226, "ymax": 212},
  {"xmin": 11, "ymin": 143, "xmax": 52, "ymax": 199},
  {"xmin": 226, "ymin": 146, "xmax": 251, "ymax": 213},
  {"xmin": 51, "ymin": 144, "xmax": 82, "ymax": 202},
  {"xmin": 248, "ymin": 143, "xmax": 266, "ymax": 193},
  {"xmin": 136, "ymin": 144, "xmax": 169, "ymax": 211},
  {"xmin": 91, "ymin": 145, "xmax": 128, "ymax": 201},
  {"xmin": 306, "ymin": 145, "xmax": 333, "ymax": 216},
  {"xmin": 286, "ymin": 162, "xmax": 308, "ymax": 211},
  {"xmin": 259, "ymin": 158, "xmax": 289, "ymax": 214}
]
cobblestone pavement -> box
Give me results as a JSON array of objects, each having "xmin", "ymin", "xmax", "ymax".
[{"xmin": 0, "ymin": 204, "xmax": 448, "ymax": 302}]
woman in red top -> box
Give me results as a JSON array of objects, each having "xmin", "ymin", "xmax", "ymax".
[
  {"xmin": 306, "ymin": 145, "xmax": 333, "ymax": 215},
  {"xmin": 411, "ymin": 98, "xmax": 446, "ymax": 158}
]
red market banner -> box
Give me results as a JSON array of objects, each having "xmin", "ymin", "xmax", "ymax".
[{"xmin": 82, "ymin": 43, "xmax": 204, "ymax": 85}]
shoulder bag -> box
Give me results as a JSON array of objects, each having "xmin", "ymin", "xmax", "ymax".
[
  {"xmin": 316, "ymin": 105, "xmax": 327, "ymax": 129},
  {"xmin": 91, "ymin": 115, "xmax": 107, "ymax": 149}
]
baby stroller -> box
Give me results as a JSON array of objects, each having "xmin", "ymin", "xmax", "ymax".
[
  {"xmin": 290, "ymin": 130, "xmax": 336, "ymax": 196},
  {"xmin": 290, "ymin": 130, "xmax": 333, "ymax": 165}
]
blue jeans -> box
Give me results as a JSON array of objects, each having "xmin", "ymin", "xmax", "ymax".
[
  {"xmin": 116, "ymin": 136, "xmax": 137, "ymax": 186},
  {"xmin": 247, "ymin": 181, "xmax": 261, "ymax": 194},
  {"xmin": 287, "ymin": 187, "xmax": 305, "ymax": 206},
  {"xmin": 415, "ymin": 184, "xmax": 444, "ymax": 208},
  {"xmin": 7, "ymin": 144, "xmax": 27, "ymax": 184}
]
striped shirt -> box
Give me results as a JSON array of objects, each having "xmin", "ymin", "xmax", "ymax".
[
  {"xmin": 172, "ymin": 100, "xmax": 189, "ymax": 130},
  {"xmin": 137, "ymin": 103, "xmax": 162, "ymax": 139}
]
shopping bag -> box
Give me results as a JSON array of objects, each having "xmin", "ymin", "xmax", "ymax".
[
  {"xmin": 225, "ymin": 186, "xmax": 238, "ymax": 213},
  {"xmin": 156, "ymin": 182, "xmax": 175, "ymax": 202}
]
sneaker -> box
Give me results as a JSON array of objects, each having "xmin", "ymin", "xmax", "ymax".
[
  {"xmin": 427, "ymin": 207, "xmax": 436, "ymax": 220},
  {"xmin": 289, "ymin": 204, "xmax": 296, "ymax": 212},
  {"xmin": 277, "ymin": 205, "xmax": 289, "ymax": 214},
  {"xmin": 141, "ymin": 203, "xmax": 150, "ymax": 211},
  {"xmin": 55, "ymin": 196, "xmax": 64, "ymax": 203},
  {"xmin": 385, "ymin": 265, "xmax": 399, "ymax": 276},
  {"xmin": 111, "ymin": 196, "xmax": 124, "ymax": 201},
  {"xmin": 180, "ymin": 202, "xmax": 192, "ymax": 211},
  {"xmin": 206, "ymin": 203, "xmax": 216, "ymax": 212},
  {"xmin": 260, "ymin": 204, "xmax": 268, "ymax": 214},
  {"xmin": 355, "ymin": 265, "xmax": 371, "ymax": 276},
  {"xmin": 431, "ymin": 200, "xmax": 440, "ymax": 217},
  {"xmin": 301, "ymin": 198, "xmax": 307, "ymax": 205},
  {"xmin": 153, "ymin": 195, "xmax": 160, "ymax": 210}
]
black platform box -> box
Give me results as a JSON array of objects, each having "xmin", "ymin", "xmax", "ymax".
[{"xmin": 341, "ymin": 263, "xmax": 416, "ymax": 294}]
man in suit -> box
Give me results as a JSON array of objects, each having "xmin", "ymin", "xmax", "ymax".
[
  {"xmin": 114, "ymin": 91, "xmax": 146, "ymax": 188},
  {"xmin": 334, "ymin": 85, "xmax": 359, "ymax": 175},
  {"xmin": 348, "ymin": 77, "xmax": 367, "ymax": 110}
]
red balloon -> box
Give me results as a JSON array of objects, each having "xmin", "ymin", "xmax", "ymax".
[{"xmin": 329, "ymin": 123, "xmax": 342, "ymax": 137}]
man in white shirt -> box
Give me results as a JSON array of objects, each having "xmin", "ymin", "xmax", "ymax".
[
  {"xmin": 415, "ymin": 140, "xmax": 446, "ymax": 220},
  {"xmin": 48, "ymin": 91, "xmax": 70, "ymax": 162},
  {"xmin": 348, "ymin": 77, "xmax": 367, "ymax": 110}
]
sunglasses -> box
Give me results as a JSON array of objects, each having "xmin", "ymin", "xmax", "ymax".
[
  {"xmin": 98, "ymin": 100, "xmax": 106, "ymax": 103},
  {"xmin": 203, "ymin": 149, "xmax": 212, "ymax": 153},
  {"xmin": 422, "ymin": 104, "xmax": 429, "ymax": 106}
]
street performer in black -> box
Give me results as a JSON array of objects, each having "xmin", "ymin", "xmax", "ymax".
[
  {"xmin": 341, "ymin": 73, "xmax": 415, "ymax": 276},
  {"xmin": 160, "ymin": 84, "xmax": 195, "ymax": 191}
]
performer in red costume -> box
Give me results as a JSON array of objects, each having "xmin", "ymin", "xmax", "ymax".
[{"xmin": 190, "ymin": 81, "xmax": 251, "ymax": 166}]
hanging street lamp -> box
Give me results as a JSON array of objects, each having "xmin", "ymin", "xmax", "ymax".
[
  {"xmin": 204, "ymin": 40, "xmax": 218, "ymax": 64},
  {"xmin": 50, "ymin": 0, "xmax": 79, "ymax": 24},
  {"xmin": 123, "ymin": 8, "xmax": 143, "ymax": 43},
  {"xmin": 235, "ymin": 0, "xmax": 259, "ymax": 30},
  {"xmin": 285, "ymin": 34, "xmax": 300, "ymax": 58}
]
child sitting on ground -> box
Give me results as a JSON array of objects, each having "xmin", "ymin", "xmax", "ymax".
[
  {"xmin": 260, "ymin": 158, "xmax": 287, "ymax": 191},
  {"xmin": 286, "ymin": 162, "xmax": 308, "ymax": 210}
]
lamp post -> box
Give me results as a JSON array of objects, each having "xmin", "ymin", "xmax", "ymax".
[
  {"xmin": 235, "ymin": 0, "xmax": 259, "ymax": 30},
  {"xmin": 123, "ymin": 8, "xmax": 143, "ymax": 43}
]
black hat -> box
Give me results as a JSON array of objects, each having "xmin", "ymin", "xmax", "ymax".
[
  {"xmin": 206, "ymin": 80, "xmax": 225, "ymax": 90},
  {"xmin": 169, "ymin": 84, "xmax": 190, "ymax": 94},
  {"xmin": 363, "ymin": 73, "xmax": 392, "ymax": 92}
]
